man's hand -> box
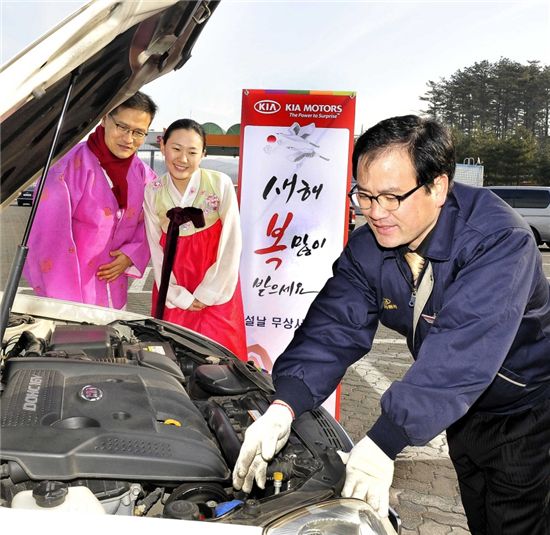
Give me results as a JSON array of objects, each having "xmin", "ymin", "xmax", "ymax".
[
  {"xmin": 340, "ymin": 436, "xmax": 394, "ymax": 517},
  {"xmin": 97, "ymin": 250, "xmax": 132, "ymax": 282},
  {"xmin": 233, "ymin": 402, "xmax": 294, "ymax": 493}
]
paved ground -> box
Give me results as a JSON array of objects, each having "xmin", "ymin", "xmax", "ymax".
[
  {"xmin": 3, "ymin": 205, "xmax": 550, "ymax": 534},
  {"xmin": 339, "ymin": 333, "xmax": 469, "ymax": 535}
]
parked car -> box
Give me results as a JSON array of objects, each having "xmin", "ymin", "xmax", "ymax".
[
  {"xmin": 486, "ymin": 186, "xmax": 550, "ymax": 246},
  {"xmin": 0, "ymin": 1, "xmax": 398, "ymax": 533},
  {"xmin": 16, "ymin": 183, "xmax": 35, "ymax": 206}
]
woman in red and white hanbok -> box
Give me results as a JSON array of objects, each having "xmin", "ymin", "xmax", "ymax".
[{"xmin": 144, "ymin": 119, "xmax": 247, "ymax": 360}]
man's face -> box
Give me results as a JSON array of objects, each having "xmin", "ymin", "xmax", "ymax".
[
  {"xmin": 356, "ymin": 147, "xmax": 448, "ymax": 250},
  {"xmin": 101, "ymin": 107, "xmax": 151, "ymax": 159}
]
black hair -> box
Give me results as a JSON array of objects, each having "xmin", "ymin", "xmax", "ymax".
[
  {"xmin": 113, "ymin": 91, "xmax": 158, "ymax": 122},
  {"xmin": 352, "ymin": 115, "xmax": 455, "ymax": 187},
  {"xmin": 162, "ymin": 119, "xmax": 207, "ymax": 153}
]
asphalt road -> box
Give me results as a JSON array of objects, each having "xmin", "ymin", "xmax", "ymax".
[{"xmin": 2, "ymin": 204, "xmax": 550, "ymax": 534}]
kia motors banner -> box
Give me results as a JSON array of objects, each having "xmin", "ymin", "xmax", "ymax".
[{"xmin": 238, "ymin": 89, "xmax": 356, "ymax": 419}]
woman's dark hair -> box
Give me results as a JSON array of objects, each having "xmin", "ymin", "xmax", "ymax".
[
  {"xmin": 163, "ymin": 119, "xmax": 207, "ymax": 153},
  {"xmin": 352, "ymin": 115, "xmax": 455, "ymax": 187}
]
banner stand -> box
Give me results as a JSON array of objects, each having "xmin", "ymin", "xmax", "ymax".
[{"xmin": 239, "ymin": 89, "xmax": 356, "ymax": 420}]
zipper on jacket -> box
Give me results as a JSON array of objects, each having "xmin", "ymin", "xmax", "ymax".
[{"xmin": 396, "ymin": 255, "xmax": 417, "ymax": 308}]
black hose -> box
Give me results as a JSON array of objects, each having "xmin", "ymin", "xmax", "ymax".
[{"xmin": 6, "ymin": 331, "xmax": 45, "ymax": 359}]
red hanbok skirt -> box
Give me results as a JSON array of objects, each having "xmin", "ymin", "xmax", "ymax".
[{"xmin": 152, "ymin": 219, "xmax": 248, "ymax": 361}]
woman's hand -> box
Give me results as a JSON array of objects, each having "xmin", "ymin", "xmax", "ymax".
[{"xmin": 188, "ymin": 299, "xmax": 207, "ymax": 311}]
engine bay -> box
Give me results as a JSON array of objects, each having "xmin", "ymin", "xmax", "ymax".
[{"xmin": 0, "ymin": 317, "xmax": 352, "ymax": 524}]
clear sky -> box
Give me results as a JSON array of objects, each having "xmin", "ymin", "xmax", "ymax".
[{"xmin": 1, "ymin": 0, "xmax": 549, "ymax": 133}]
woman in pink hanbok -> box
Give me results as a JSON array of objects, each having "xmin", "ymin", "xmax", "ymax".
[
  {"xmin": 143, "ymin": 119, "xmax": 247, "ymax": 361},
  {"xmin": 24, "ymin": 92, "xmax": 157, "ymax": 309}
]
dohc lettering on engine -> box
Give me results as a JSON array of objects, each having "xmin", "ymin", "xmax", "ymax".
[{"xmin": 22, "ymin": 374, "xmax": 43, "ymax": 412}]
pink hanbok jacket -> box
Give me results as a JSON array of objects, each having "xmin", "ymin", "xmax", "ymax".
[{"xmin": 23, "ymin": 142, "xmax": 155, "ymax": 309}]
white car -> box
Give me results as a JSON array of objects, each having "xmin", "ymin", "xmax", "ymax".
[
  {"xmin": 486, "ymin": 186, "xmax": 550, "ymax": 247},
  {"xmin": 0, "ymin": 1, "xmax": 398, "ymax": 534}
]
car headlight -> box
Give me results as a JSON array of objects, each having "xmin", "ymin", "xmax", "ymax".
[{"xmin": 263, "ymin": 498, "xmax": 397, "ymax": 535}]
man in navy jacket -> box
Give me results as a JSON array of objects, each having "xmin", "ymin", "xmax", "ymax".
[{"xmin": 233, "ymin": 115, "xmax": 550, "ymax": 534}]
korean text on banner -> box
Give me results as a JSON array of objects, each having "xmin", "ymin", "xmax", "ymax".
[{"xmin": 239, "ymin": 89, "xmax": 356, "ymax": 420}]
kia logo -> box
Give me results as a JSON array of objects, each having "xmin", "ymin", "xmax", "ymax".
[{"xmin": 254, "ymin": 100, "xmax": 281, "ymax": 114}]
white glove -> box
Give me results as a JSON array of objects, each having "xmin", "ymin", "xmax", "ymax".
[
  {"xmin": 340, "ymin": 436, "xmax": 394, "ymax": 517},
  {"xmin": 232, "ymin": 402, "xmax": 293, "ymax": 493}
]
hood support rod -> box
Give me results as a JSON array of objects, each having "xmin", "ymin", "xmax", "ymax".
[{"xmin": 0, "ymin": 68, "xmax": 80, "ymax": 344}]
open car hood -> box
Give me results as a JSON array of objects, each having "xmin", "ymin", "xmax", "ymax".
[
  {"xmin": 0, "ymin": 0, "xmax": 220, "ymax": 207},
  {"xmin": 1, "ymin": 291, "xmax": 400, "ymax": 534}
]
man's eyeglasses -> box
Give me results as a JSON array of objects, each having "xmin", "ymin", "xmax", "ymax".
[
  {"xmin": 348, "ymin": 182, "xmax": 425, "ymax": 212},
  {"xmin": 108, "ymin": 114, "xmax": 147, "ymax": 141}
]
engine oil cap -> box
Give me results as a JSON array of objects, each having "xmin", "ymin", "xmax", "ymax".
[{"xmin": 32, "ymin": 481, "xmax": 68, "ymax": 508}]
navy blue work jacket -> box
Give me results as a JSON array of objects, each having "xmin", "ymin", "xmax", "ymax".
[{"xmin": 273, "ymin": 183, "xmax": 550, "ymax": 459}]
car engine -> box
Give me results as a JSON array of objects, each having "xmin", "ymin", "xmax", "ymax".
[{"xmin": 1, "ymin": 318, "xmax": 352, "ymax": 523}]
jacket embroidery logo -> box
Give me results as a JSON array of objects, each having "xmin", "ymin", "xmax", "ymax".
[{"xmin": 383, "ymin": 298, "xmax": 397, "ymax": 310}]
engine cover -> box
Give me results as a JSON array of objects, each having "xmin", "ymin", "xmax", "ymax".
[{"xmin": 0, "ymin": 358, "xmax": 229, "ymax": 482}]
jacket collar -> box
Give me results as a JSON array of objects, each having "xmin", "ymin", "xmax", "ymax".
[
  {"xmin": 380, "ymin": 187, "xmax": 459, "ymax": 263},
  {"xmin": 424, "ymin": 188, "xmax": 459, "ymax": 262}
]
